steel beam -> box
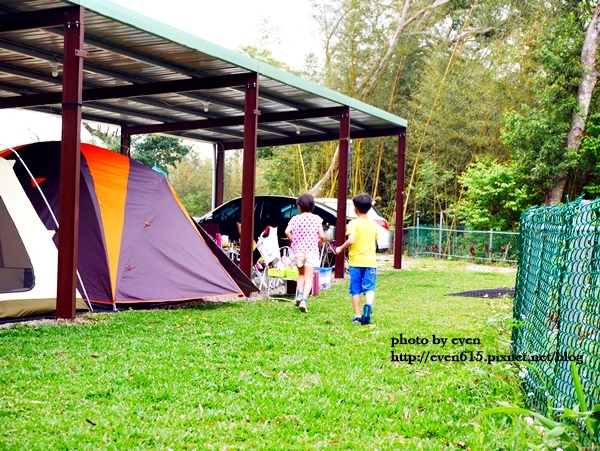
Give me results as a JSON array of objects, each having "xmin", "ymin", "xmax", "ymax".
[
  {"xmin": 0, "ymin": 73, "xmax": 255, "ymax": 109},
  {"xmin": 120, "ymin": 106, "xmax": 349, "ymax": 136},
  {"xmin": 221, "ymin": 126, "xmax": 405, "ymax": 150},
  {"xmin": 215, "ymin": 145, "xmax": 225, "ymax": 207},
  {"xmin": 394, "ymin": 129, "xmax": 407, "ymax": 269},
  {"xmin": 56, "ymin": 7, "xmax": 85, "ymax": 320},
  {"xmin": 0, "ymin": 6, "xmax": 81, "ymax": 33},
  {"xmin": 239, "ymin": 74, "xmax": 259, "ymax": 281},
  {"xmin": 334, "ymin": 108, "xmax": 350, "ymax": 279},
  {"xmin": 120, "ymin": 133, "xmax": 131, "ymax": 156}
]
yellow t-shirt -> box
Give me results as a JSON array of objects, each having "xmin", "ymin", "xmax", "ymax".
[{"xmin": 346, "ymin": 217, "xmax": 378, "ymax": 267}]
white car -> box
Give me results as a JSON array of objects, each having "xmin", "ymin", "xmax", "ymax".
[{"xmin": 314, "ymin": 198, "xmax": 392, "ymax": 252}]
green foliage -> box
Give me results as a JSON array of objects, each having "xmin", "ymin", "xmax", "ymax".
[
  {"xmin": 129, "ymin": 135, "xmax": 192, "ymax": 173},
  {"xmin": 503, "ymin": 107, "xmax": 572, "ymax": 188},
  {"xmin": 84, "ymin": 125, "xmax": 193, "ymax": 178},
  {"xmin": 502, "ymin": 11, "xmax": 586, "ymax": 198},
  {"xmin": 456, "ymin": 159, "xmax": 538, "ymax": 230},
  {"xmin": 167, "ymin": 151, "xmax": 214, "ymax": 216},
  {"xmin": 259, "ymin": 143, "xmax": 336, "ymax": 197},
  {"xmin": 484, "ymin": 362, "xmax": 600, "ymax": 450},
  {"xmin": 85, "ymin": 125, "xmax": 121, "ymax": 151},
  {"xmin": 410, "ymin": 160, "xmax": 454, "ymax": 223},
  {"xmin": 406, "ymin": 45, "xmax": 513, "ymax": 224}
]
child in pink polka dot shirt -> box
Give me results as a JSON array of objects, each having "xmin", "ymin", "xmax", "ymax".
[{"xmin": 285, "ymin": 193, "xmax": 325, "ymax": 313}]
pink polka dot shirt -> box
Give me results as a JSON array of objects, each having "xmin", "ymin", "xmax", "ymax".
[{"xmin": 287, "ymin": 213, "xmax": 323, "ymax": 254}]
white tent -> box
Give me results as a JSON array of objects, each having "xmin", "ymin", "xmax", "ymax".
[{"xmin": 0, "ymin": 157, "xmax": 87, "ymax": 319}]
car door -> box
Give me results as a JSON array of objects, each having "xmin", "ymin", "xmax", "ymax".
[
  {"xmin": 211, "ymin": 199, "xmax": 242, "ymax": 241},
  {"xmin": 313, "ymin": 205, "xmax": 337, "ymax": 230},
  {"xmin": 257, "ymin": 197, "xmax": 298, "ymax": 244}
]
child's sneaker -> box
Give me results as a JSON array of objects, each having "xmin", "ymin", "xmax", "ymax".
[
  {"xmin": 361, "ymin": 304, "xmax": 372, "ymax": 325},
  {"xmin": 351, "ymin": 316, "xmax": 362, "ymax": 324},
  {"xmin": 295, "ymin": 292, "xmax": 303, "ymax": 306},
  {"xmin": 298, "ymin": 300, "xmax": 308, "ymax": 313}
]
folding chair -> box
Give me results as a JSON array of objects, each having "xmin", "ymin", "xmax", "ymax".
[
  {"xmin": 254, "ymin": 226, "xmax": 282, "ymax": 296},
  {"xmin": 319, "ymin": 239, "xmax": 349, "ymax": 274},
  {"xmin": 319, "ymin": 239, "xmax": 336, "ymax": 268}
]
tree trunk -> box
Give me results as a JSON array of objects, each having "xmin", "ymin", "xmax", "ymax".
[
  {"xmin": 309, "ymin": 0, "xmax": 453, "ymax": 195},
  {"xmin": 548, "ymin": 4, "xmax": 600, "ymax": 205},
  {"xmin": 308, "ymin": 144, "xmax": 339, "ymax": 197},
  {"xmin": 360, "ymin": 0, "xmax": 453, "ymax": 97},
  {"xmin": 545, "ymin": 176, "xmax": 567, "ymax": 206}
]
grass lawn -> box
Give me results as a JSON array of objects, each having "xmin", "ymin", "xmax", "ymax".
[{"xmin": 0, "ymin": 258, "xmax": 541, "ymax": 450}]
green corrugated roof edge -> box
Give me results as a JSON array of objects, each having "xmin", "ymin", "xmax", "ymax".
[{"xmin": 65, "ymin": 0, "xmax": 407, "ymax": 128}]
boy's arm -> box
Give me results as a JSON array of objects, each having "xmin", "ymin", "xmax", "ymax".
[{"xmin": 335, "ymin": 233, "xmax": 355, "ymax": 254}]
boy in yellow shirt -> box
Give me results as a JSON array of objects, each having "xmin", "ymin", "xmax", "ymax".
[{"xmin": 335, "ymin": 193, "xmax": 378, "ymax": 325}]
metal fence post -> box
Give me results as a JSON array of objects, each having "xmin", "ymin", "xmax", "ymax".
[
  {"xmin": 416, "ymin": 211, "xmax": 420, "ymax": 255},
  {"xmin": 438, "ymin": 211, "xmax": 443, "ymax": 260},
  {"xmin": 489, "ymin": 229, "xmax": 493, "ymax": 261}
]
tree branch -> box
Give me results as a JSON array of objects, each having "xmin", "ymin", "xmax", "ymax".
[{"xmin": 359, "ymin": 0, "xmax": 453, "ymax": 96}]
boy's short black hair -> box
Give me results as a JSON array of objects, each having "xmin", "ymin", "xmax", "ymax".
[
  {"xmin": 296, "ymin": 193, "xmax": 315, "ymax": 212},
  {"xmin": 352, "ymin": 193, "xmax": 372, "ymax": 214}
]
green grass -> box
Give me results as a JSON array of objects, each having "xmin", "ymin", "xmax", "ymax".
[{"xmin": 0, "ymin": 258, "xmax": 541, "ymax": 450}]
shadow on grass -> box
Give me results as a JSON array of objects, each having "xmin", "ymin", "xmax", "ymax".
[{"xmin": 0, "ymin": 297, "xmax": 249, "ymax": 327}]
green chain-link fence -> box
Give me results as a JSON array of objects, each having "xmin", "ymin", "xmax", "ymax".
[
  {"xmin": 514, "ymin": 198, "xmax": 600, "ymax": 441},
  {"xmin": 406, "ymin": 225, "xmax": 519, "ymax": 263}
]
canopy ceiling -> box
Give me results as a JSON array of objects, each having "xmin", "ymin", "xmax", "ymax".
[{"xmin": 0, "ymin": 0, "xmax": 406, "ymax": 150}]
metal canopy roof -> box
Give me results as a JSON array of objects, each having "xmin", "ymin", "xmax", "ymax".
[
  {"xmin": 0, "ymin": 0, "xmax": 407, "ymax": 320},
  {"xmin": 0, "ymin": 0, "xmax": 406, "ymax": 150}
]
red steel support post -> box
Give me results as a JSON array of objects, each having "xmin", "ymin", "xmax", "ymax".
[
  {"xmin": 394, "ymin": 129, "xmax": 407, "ymax": 269},
  {"xmin": 120, "ymin": 132, "xmax": 131, "ymax": 156},
  {"xmin": 215, "ymin": 144, "xmax": 225, "ymax": 208},
  {"xmin": 240, "ymin": 74, "xmax": 259, "ymax": 280},
  {"xmin": 334, "ymin": 108, "xmax": 350, "ymax": 279},
  {"xmin": 56, "ymin": 7, "xmax": 86, "ymax": 320}
]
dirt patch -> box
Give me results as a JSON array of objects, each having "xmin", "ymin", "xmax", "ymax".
[{"xmin": 0, "ymin": 316, "xmax": 95, "ymax": 329}]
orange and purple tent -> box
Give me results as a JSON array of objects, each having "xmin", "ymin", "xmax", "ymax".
[{"xmin": 0, "ymin": 141, "xmax": 255, "ymax": 318}]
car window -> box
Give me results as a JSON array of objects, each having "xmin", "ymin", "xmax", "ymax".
[
  {"xmin": 261, "ymin": 197, "xmax": 297, "ymax": 225},
  {"xmin": 318, "ymin": 200, "xmax": 357, "ymax": 219},
  {"xmin": 281, "ymin": 202, "xmax": 299, "ymax": 219},
  {"xmin": 213, "ymin": 199, "xmax": 241, "ymax": 222},
  {"xmin": 313, "ymin": 206, "xmax": 336, "ymax": 228}
]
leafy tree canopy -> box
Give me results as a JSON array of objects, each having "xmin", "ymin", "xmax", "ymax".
[
  {"xmin": 130, "ymin": 135, "xmax": 193, "ymax": 173},
  {"xmin": 456, "ymin": 159, "xmax": 538, "ymax": 231}
]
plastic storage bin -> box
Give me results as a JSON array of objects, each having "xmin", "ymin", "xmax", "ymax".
[
  {"xmin": 267, "ymin": 268, "xmax": 286, "ymax": 278},
  {"xmin": 315, "ymin": 267, "xmax": 332, "ymax": 289},
  {"xmin": 284, "ymin": 266, "xmax": 299, "ymax": 278}
]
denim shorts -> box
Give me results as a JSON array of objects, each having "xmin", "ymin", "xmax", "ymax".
[{"xmin": 348, "ymin": 266, "xmax": 377, "ymax": 296}]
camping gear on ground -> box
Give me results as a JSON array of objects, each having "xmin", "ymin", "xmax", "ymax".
[{"xmin": 0, "ymin": 142, "xmax": 256, "ymax": 320}]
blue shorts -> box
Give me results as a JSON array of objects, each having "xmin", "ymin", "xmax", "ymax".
[{"xmin": 348, "ymin": 266, "xmax": 377, "ymax": 296}]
